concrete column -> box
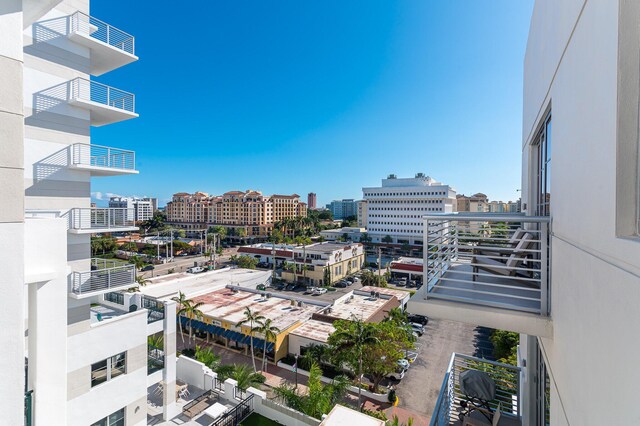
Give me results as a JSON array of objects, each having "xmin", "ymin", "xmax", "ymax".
[
  {"xmin": 0, "ymin": 1, "xmax": 25, "ymax": 424},
  {"xmin": 162, "ymin": 300, "xmax": 178, "ymax": 420},
  {"xmin": 223, "ymin": 378, "xmax": 238, "ymax": 403}
]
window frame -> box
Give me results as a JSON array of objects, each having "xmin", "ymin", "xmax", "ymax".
[{"xmin": 91, "ymin": 352, "xmax": 126, "ymax": 388}]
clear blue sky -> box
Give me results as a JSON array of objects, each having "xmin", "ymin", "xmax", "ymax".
[{"xmin": 91, "ymin": 1, "xmax": 534, "ymax": 207}]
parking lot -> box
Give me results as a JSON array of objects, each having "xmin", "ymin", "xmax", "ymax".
[
  {"xmin": 394, "ymin": 318, "xmax": 480, "ymax": 418},
  {"xmin": 257, "ymin": 273, "xmax": 368, "ymax": 304}
]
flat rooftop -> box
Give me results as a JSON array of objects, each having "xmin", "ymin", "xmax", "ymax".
[
  {"xmin": 289, "ymin": 319, "xmax": 335, "ymax": 343},
  {"xmin": 303, "ymin": 242, "xmax": 358, "ymax": 253},
  {"xmin": 140, "ymin": 268, "xmax": 270, "ymax": 301},
  {"xmin": 328, "ymin": 293, "xmax": 390, "ymax": 321},
  {"xmin": 191, "ymin": 288, "xmax": 321, "ymax": 332},
  {"xmin": 359, "ymin": 286, "xmax": 410, "ymax": 302}
]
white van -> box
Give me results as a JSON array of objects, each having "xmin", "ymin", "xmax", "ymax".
[{"xmin": 187, "ymin": 266, "xmax": 205, "ymax": 274}]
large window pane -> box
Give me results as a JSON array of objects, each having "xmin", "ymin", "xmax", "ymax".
[{"xmin": 91, "ymin": 359, "xmax": 108, "ymax": 387}]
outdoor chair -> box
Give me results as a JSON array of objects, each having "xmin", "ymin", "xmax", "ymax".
[
  {"xmin": 472, "ymin": 232, "xmax": 536, "ymax": 285},
  {"xmin": 473, "ymin": 228, "xmax": 526, "ymax": 257},
  {"xmin": 462, "ymin": 402, "xmax": 503, "ymax": 426}
]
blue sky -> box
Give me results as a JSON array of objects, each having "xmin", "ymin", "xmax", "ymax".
[{"xmin": 91, "ymin": 1, "xmax": 534, "ymax": 207}]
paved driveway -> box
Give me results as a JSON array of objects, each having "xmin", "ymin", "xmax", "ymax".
[{"xmin": 394, "ymin": 318, "xmax": 479, "ymax": 419}]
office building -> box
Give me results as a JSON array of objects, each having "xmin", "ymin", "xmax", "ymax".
[
  {"xmin": 307, "ymin": 192, "xmax": 317, "ymax": 210},
  {"xmin": 357, "ymin": 200, "xmax": 368, "ymax": 227},
  {"xmin": 412, "ymin": 1, "xmax": 640, "ymax": 424},
  {"xmin": 3, "ymin": 2, "xmax": 177, "ymax": 425},
  {"xmin": 326, "ymin": 199, "xmax": 358, "ymax": 220},
  {"xmin": 362, "ymin": 173, "xmax": 456, "ymax": 245},
  {"xmin": 109, "ymin": 196, "xmax": 157, "ymax": 222}
]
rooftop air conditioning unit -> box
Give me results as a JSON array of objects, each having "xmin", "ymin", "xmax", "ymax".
[
  {"xmin": 298, "ymin": 301, "xmax": 304, "ymax": 308},
  {"xmin": 416, "ymin": 172, "xmax": 425, "ymax": 178},
  {"xmin": 387, "ymin": 174, "xmax": 397, "ymax": 179},
  {"xmin": 266, "ymin": 293, "xmax": 272, "ymax": 299}
]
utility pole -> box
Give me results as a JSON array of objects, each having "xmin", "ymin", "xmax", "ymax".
[
  {"xmin": 157, "ymin": 230, "xmax": 160, "ymax": 261},
  {"xmin": 170, "ymin": 229, "xmax": 174, "ymax": 261},
  {"xmin": 378, "ymin": 246, "xmax": 382, "ymax": 277}
]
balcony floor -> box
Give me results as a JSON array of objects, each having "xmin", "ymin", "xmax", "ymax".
[
  {"xmin": 90, "ymin": 304, "xmax": 129, "ymax": 324},
  {"xmin": 428, "ymin": 260, "xmax": 541, "ymax": 314}
]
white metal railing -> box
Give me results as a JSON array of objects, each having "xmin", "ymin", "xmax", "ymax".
[
  {"xmin": 430, "ymin": 353, "xmax": 521, "ymax": 426},
  {"xmin": 424, "ymin": 213, "xmax": 550, "ymax": 315},
  {"xmin": 70, "ymin": 78, "xmax": 136, "ymax": 113},
  {"xmin": 69, "ymin": 11, "xmax": 135, "ymax": 55},
  {"xmin": 65, "ymin": 208, "xmax": 136, "ymax": 230},
  {"xmin": 25, "ymin": 210, "xmax": 61, "ymax": 219},
  {"xmin": 71, "ymin": 259, "xmax": 136, "ymax": 295},
  {"xmin": 72, "ymin": 143, "xmax": 135, "ymax": 171}
]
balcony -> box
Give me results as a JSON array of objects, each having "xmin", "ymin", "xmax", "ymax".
[
  {"xmin": 407, "ymin": 213, "xmax": 552, "ymax": 337},
  {"xmin": 65, "ymin": 207, "xmax": 138, "ymax": 234},
  {"xmin": 430, "ymin": 353, "xmax": 521, "ymax": 426},
  {"xmin": 69, "ymin": 143, "xmax": 138, "ymax": 176},
  {"xmin": 67, "ymin": 78, "xmax": 138, "ymax": 126},
  {"xmin": 68, "ymin": 11, "xmax": 137, "ymax": 75},
  {"xmin": 70, "ymin": 259, "xmax": 136, "ymax": 298}
]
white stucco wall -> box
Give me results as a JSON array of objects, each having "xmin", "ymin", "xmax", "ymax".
[{"xmin": 524, "ymin": 1, "xmax": 640, "ymax": 424}]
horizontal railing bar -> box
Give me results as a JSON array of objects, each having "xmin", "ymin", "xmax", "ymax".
[{"xmin": 424, "ymin": 212, "xmax": 550, "ymax": 222}]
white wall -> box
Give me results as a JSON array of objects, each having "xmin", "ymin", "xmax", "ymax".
[{"xmin": 524, "ymin": 1, "xmax": 640, "ymax": 424}]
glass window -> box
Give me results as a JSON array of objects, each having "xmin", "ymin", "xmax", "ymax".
[
  {"xmin": 91, "ymin": 352, "xmax": 126, "ymax": 387},
  {"xmin": 91, "ymin": 408, "xmax": 125, "ymax": 426},
  {"xmin": 535, "ymin": 113, "xmax": 552, "ymax": 216}
]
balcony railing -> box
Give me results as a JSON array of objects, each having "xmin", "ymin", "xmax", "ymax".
[
  {"xmin": 70, "ymin": 78, "xmax": 135, "ymax": 113},
  {"xmin": 66, "ymin": 207, "xmax": 136, "ymax": 232},
  {"xmin": 71, "ymin": 143, "xmax": 136, "ymax": 172},
  {"xmin": 431, "ymin": 353, "xmax": 521, "ymax": 426},
  {"xmin": 423, "ymin": 213, "xmax": 550, "ymax": 315},
  {"xmin": 71, "ymin": 259, "xmax": 136, "ymax": 296},
  {"xmin": 70, "ymin": 11, "xmax": 135, "ymax": 55}
]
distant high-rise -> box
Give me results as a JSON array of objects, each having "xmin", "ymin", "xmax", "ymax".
[
  {"xmin": 326, "ymin": 199, "xmax": 358, "ymax": 220},
  {"xmin": 307, "ymin": 192, "xmax": 317, "ymax": 209}
]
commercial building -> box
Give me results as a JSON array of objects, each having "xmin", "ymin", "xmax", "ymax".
[
  {"xmin": 389, "ymin": 257, "xmax": 423, "ymax": 282},
  {"xmin": 176, "ymin": 286, "xmax": 324, "ymax": 363},
  {"xmin": 357, "ymin": 199, "xmax": 368, "ymax": 227},
  {"xmin": 326, "ymin": 198, "xmax": 358, "ymax": 220},
  {"xmin": 109, "ymin": 196, "xmax": 157, "ymax": 222},
  {"xmin": 165, "ymin": 190, "xmax": 307, "ymax": 235},
  {"xmin": 456, "ymin": 193, "xmax": 489, "ymax": 212},
  {"xmin": 237, "ymin": 242, "xmax": 365, "ymax": 285},
  {"xmin": 307, "ymin": 192, "xmax": 317, "ymax": 210},
  {"xmin": 319, "ymin": 227, "xmax": 367, "ymax": 242},
  {"xmin": 362, "ymin": 173, "xmax": 456, "ymax": 245},
  {"xmin": 412, "ymin": 2, "xmax": 640, "ymax": 425},
  {"xmin": 488, "ymin": 199, "xmax": 521, "ymax": 213},
  {"xmin": 5, "ymin": 2, "xmax": 177, "ymax": 425}
]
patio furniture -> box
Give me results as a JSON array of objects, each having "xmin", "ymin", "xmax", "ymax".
[
  {"xmin": 153, "ymin": 382, "xmax": 164, "ymax": 396},
  {"xmin": 472, "ymin": 233, "xmax": 535, "ymax": 283},
  {"xmin": 473, "ymin": 228, "xmax": 526, "ymax": 257},
  {"xmin": 458, "ymin": 370, "xmax": 496, "ymax": 424},
  {"xmin": 177, "ymin": 385, "xmax": 190, "ymax": 400},
  {"xmin": 203, "ymin": 402, "xmax": 228, "ymax": 420},
  {"xmin": 463, "ymin": 403, "xmax": 503, "ymax": 426},
  {"xmin": 182, "ymin": 390, "xmax": 217, "ymax": 419}
]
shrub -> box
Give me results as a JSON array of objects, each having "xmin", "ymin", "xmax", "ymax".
[
  {"xmin": 362, "ymin": 408, "xmax": 387, "ymax": 421},
  {"xmin": 388, "ymin": 389, "xmax": 397, "ymax": 403}
]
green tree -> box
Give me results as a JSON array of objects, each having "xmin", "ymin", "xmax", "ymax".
[
  {"xmin": 236, "ymin": 307, "xmax": 265, "ymax": 372},
  {"xmin": 360, "ymin": 233, "xmax": 371, "ymax": 243},
  {"xmin": 253, "ymin": 318, "xmax": 281, "ymax": 372},
  {"xmin": 236, "ymin": 255, "xmax": 258, "ymax": 269},
  {"xmin": 135, "ymin": 274, "xmax": 150, "ymax": 287},
  {"xmin": 236, "ymin": 228, "xmax": 247, "ymax": 238},
  {"xmin": 184, "ymin": 299, "xmax": 205, "ymax": 346},
  {"xmin": 129, "ymin": 255, "xmax": 145, "ymax": 271},
  {"xmin": 328, "ymin": 318, "xmax": 379, "ymax": 409},
  {"xmin": 382, "ymin": 235, "xmax": 393, "ymax": 244},
  {"xmin": 273, "ymin": 361, "xmax": 349, "ymax": 419},
  {"xmin": 323, "ymin": 267, "xmax": 332, "ymax": 286},
  {"xmin": 120, "ymin": 241, "xmax": 138, "ymax": 253},
  {"xmin": 363, "ymin": 321, "xmax": 414, "ymax": 392},
  {"xmin": 226, "ymin": 364, "xmax": 265, "ymax": 391},
  {"xmin": 360, "ymin": 270, "xmax": 387, "ymax": 288},
  {"xmin": 491, "ymin": 330, "xmax": 519, "ymax": 365},
  {"xmin": 195, "ymin": 345, "xmax": 221, "ymax": 370}
]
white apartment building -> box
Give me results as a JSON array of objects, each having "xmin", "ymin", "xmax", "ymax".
[
  {"xmin": 356, "ymin": 199, "xmax": 367, "ymax": 227},
  {"xmin": 410, "ymin": 1, "xmax": 640, "ymax": 425},
  {"xmin": 109, "ymin": 196, "xmax": 156, "ymax": 222},
  {"xmin": 362, "ymin": 173, "xmax": 456, "ymax": 245},
  {"xmin": 0, "ymin": 2, "xmax": 177, "ymax": 425}
]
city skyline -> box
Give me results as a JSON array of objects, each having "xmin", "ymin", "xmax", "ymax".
[{"xmin": 90, "ymin": 0, "xmax": 533, "ymax": 208}]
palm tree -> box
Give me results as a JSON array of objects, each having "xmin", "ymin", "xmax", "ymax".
[
  {"xmin": 236, "ymin": 307, "xmax": 265, "ymax": 372},
  {"xmin": 253, "ymin": 318, "xmax": 281, "ymax": 372},
  {"xmin": 330, "ymin": 317, "xmax": 379, "ymax": 410},
  {"xmin": 171, "ymin": 291, "xmax": 188, "ymax": 344},
  {"xmin": 135, "ymin": 274, "xmax": 150, "ymax": 287},
  {"xmin": 195, "ymin": 345, "xmax": 221, "ymax": 370},
  {"xmin": 129, "ymin": 255, "xmax": 145, "ymax": 271},
  {"xmin": 231, "ymin": 364, "xmax": 265, "ymax": 391},
  {"xmin": 385, "ymin": 307, "xmax": 407, "ymax": 325},
  {"xmin": 185, "ymin": 300, "xmax": 205, "ymax": 345}
]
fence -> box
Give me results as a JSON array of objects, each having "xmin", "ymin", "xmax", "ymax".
[{"xmin": 210, "ymin": 394, "xmax": 254, "ymax": 426}]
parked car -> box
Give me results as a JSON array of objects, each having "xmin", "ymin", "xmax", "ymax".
[
  {"xmin": 410, "ymin": 323, "xmax": 425, "ymax": 336},
  {"xmin": 286, "ymin": 283, "xmax": 298, "ymax": 291},
  {"xmin": 304, "ymin": 287, "xmax": 317, "ymax": 294},
  {"xmin": 186, "ymin": 266, "xmax": 205, "ymax": 274},
  {"xmin": 257, "ymin": 284, "xmax": 267, "ymax": 291},
  {"xmin": 257, "ymin": 262, "xmax": 271, "ymax": 269},
  {"xmin": 274, "ymin": 282, "xmax": 286, "ymax": 291},
  {"xmin": 397, "ymin": 359, "xmax": 410, "ymax": 370},
  {"xmin": 346, "ymin": 277, "xmax": 355, "ymax": 283},
  {"xmin": 334, "ymin": 281, "xmax": 348, "ymax": 288},
  {"xmin": 313, "ymin": 287, "xmax": 328, "ymax": 295},
  {"xmin": 408, "ymin": 314, "xmax": 429, "ymax": 325},
  {"xmin": 141, "ymin": 265, "xmax": 155, "ymax": 271},
  {"xmin": 407, "ymin": 280, "xmax": 417, "ymax": 288}
]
